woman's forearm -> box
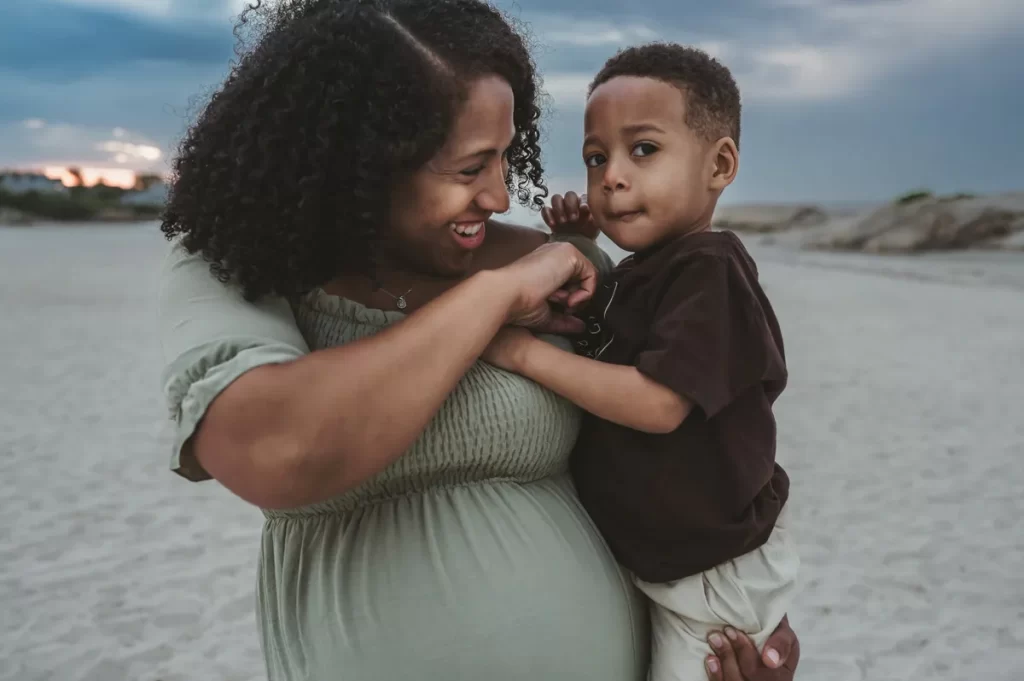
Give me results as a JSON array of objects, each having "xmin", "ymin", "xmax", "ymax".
[{"xmin": 193, "ymin": 270, "xmax": 515, "ymax": 509}]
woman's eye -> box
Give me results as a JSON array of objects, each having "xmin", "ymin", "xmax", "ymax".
[
  {"xmin": 460, "ymin": 165, "xmax": 485, "ymax": 177},
  {"xmin": 584, "ymin": 153, "xmax": 606, "ymax": 168},
  {"xmin": 632, "ymin": 142, "xmax": 658, "ymax": 157}
]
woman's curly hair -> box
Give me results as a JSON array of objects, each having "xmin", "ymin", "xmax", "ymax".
[{"xmin": 161, "ymin": 0, "xmax": 547, "ymax": 300}]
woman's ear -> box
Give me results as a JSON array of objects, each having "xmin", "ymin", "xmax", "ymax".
[{"xmin": 708, "ymin": 137, "xmax": 739, "ymax": 191}]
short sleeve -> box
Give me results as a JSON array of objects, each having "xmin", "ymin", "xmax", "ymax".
[
  {"xmin": 159, "ymin": 243, "xmax": 310, "ymax": 481},
  {"xmin": 634, "ymin": 254, "xmax": 775, "ymax": 418},
  {"xmin": 548, "ymin": 232, "xmax": 616, "ymax": 279}
]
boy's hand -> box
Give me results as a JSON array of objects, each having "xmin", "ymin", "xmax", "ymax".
[
  {"xmin": 482, "ymin": 327, "xmax": 536, "ymax": 373},
  {"xmin": 543, "ymin": 191, "xmax": 600, "ymax": 240}
]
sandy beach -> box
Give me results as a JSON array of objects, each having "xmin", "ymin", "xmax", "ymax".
[{"xmin": 1, "ymin": 223, "xmax": 1022, "ymax": 681}]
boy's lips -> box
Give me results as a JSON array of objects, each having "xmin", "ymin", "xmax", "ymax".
[{"xmin": 606, "ymin": 210, "xmax": 644, "ymax": 223}]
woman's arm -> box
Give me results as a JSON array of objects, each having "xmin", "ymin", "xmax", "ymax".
[{"xmin": 159, "ymin": 241, "xmax": 595, "ymax": 509}]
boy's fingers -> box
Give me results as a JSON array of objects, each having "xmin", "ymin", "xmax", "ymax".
[
  {"xmin": 542, "ymin": 207, "xmax": 555, "ymax": 229},
  {"xmin": 578, "ymin": 205, "xmax": 600, "ymax": 238},
  {"xmin": 564, "ymin": 191, "xmax": 580, "ymax": 220},
  {"xmin": 551, "ymin": 194, "xmax": 566, "ymax": 223}
]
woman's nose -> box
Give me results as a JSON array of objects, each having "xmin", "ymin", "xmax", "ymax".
[{"xmin": 476, "ymin": 162, "xmax": 511, "ymax": 214}]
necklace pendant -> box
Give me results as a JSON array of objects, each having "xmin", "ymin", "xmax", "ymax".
[{"xmin": 396, "ymin": 296, "xmax": 408, "ymax": 310}]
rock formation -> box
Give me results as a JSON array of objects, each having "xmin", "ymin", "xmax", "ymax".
[{"xmin": 805, "ymin": 192, "xmax": 1024, "ymax": 253}]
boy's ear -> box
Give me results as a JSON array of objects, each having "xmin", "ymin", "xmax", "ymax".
[{"xmin": 708, "ymin": 137, "xmax": 739, "ymax": 191}]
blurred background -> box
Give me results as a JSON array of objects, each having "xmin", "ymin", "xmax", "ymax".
[
  {"xmin": 1, "ymin": 1, "xmax": 1022, "ymax": 680},
  {"xmin": 2, "ymin": 0, "xmax": 1023, "ymax": 206}
]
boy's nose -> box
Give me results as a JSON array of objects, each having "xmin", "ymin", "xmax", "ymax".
[{"xmin": 602, "ymin": 160, "xmax": 630, "ymax": 193}]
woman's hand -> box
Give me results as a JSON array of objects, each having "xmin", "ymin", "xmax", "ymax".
[
  {"xmin": 496, "ymin": 241, "xmax": 597, "ymax": 334},
  {"xmin": 705, "ymin": 617, "xmax": 800, "ymax": 681},
  {"xmin": 543, "ymin": 191, "xmax": 600, "ymax": 240}
]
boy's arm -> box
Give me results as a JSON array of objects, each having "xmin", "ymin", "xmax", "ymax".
[
  {"xmin": 496, "ymin": 331, "xmax": 693, "ymax": 434},
  {"xmin": 485, "ymin": 249, "xmax": 780, "ymax": 433}
]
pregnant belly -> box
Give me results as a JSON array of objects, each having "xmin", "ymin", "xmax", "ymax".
[{"xmin": 256, "ymin": 474, "xmax": 648, "ymax": 681}]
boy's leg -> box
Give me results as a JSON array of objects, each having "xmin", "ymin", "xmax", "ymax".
[
  {"xmin": 639, "ymin": 590, "xmax": 716, "ymax": 681},
  {"xmin": 635, "ymin": 507, "xmax": 800, "ymax": 680}
]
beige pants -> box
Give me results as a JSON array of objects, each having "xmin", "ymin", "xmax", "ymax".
[{"xmin": 634, "ymin": 507, "xmax": 799, "ymax": 681}]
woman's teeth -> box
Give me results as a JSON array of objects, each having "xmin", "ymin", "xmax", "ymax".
[{"xmin": 450, "ymin": 222, "xmax": 483, "ymax": 236}]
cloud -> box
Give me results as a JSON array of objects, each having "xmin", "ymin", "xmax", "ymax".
[
  {"xmin": 1, "ymin": 118, "xmax": 167, "ymax": 173},
  {"xmin": 54, "ymin": 0, "xmax": 179, "ymax": 16},
  {"xmin": 735, "ymin": 0, "xmax": 1024, "ymax": 100},
  {"xmin": 2, "ymin": 0, "xmax": 1021, "ymax": 201},
  {"xmin": 0, "ymin": 56, "xmax": 229, "ymax": 151},
  {"xmin": 538, "ymin": 20, "xmax": 658, "ymax": 47},
  {"xmin": 536, "ymin": 37, "xmax": 736, "ymax": 108},
  {"xmin": 731, "ymin": 44, "xmax": 866, "ymax": 102},
  {"xmin": 0, "ymin": 1, "xmax": 234, "ymax": 82},
  {"xmin": 539, "ymin": 73, "xmax": 593, "ymax": 109},
  {"xmin": 534, "ymin": 0, "xmax": 1024, "ymax": 108},
  {"xmin": 51, "ymin": 0, "xmax": 243, "ymax": 20}
]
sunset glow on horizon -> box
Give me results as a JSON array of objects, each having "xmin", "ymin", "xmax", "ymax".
[{"xmin": 43, "ymin": 166, "xmax": 149, "ymax": 189}]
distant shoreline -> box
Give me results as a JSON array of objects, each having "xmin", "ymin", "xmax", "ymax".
[
  {"xmin": 0, "ymin": 184, "xmax": 163, "ymax": 226},
  {"xmin": 0, "ymin": 216, "xmax": 158, "ymax": 228},
  {"xmin": 0, "ymin": 207, "xmax": 161, "ymax": 227},
  {"xmin": 5, "ymin": 189, "xmax": 1022, "ymax": 255}
]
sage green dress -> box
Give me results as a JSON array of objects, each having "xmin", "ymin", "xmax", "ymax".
[{"xmin": 159, "ymin": 235, "xmax": 648, "ymax": 681}]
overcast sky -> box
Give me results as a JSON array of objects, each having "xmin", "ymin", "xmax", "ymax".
[{"xmin": 2, "ymin": 0, "xmax": 1023, "ymax": 204}]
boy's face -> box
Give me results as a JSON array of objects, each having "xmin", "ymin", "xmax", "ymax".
[{"xmin": 582, "ymin": 76, "xmax": 733, "ymax": 252}]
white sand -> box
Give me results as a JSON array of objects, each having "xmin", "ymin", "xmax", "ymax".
[{"xmin": 2, "ymin": 224, "xmax": 1023, "ymax": 681}]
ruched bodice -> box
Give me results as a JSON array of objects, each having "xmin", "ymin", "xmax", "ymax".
[
  {"xmin": 252, "ymin": 291, "xmax": 648, "ymax": 680},
  {"xmin": 271, "ymin": 292, "xmax": 581, "ymax": 517}
]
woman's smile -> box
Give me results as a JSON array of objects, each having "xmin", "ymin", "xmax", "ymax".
[{"xmin": 449, "ymin": 220, "xmax": 487, "ymax": 250}]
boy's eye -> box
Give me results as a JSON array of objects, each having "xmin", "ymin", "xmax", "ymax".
[
  {"xmin": 584, "ymin": 153, "xmax": 606, "ymax": 168},
  {"xmin": 632, "ymin": 142, "xmax": 658, "ymax": 157}
]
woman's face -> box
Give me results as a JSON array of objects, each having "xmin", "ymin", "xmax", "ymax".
[{"xmin": 386, "ymin": 75, "xmax": 515, "ymax": 277}]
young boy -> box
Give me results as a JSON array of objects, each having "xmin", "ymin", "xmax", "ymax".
[{"xmin": 484, "ymin": 44, "xmax": 798, "ymax": 681}]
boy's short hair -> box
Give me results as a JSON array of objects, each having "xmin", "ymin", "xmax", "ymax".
[{"xmin": 590, "ymin": 43, "xmax": 741, "ymax": 149}]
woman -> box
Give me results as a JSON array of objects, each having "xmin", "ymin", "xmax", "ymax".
[{"xmin": 158, "ymin": 0, "xmax": 800, "ymax": 679}]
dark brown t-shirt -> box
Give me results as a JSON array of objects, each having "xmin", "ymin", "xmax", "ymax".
[{"xmin": 569, "ymin": 230, "xmax": 789, "ymax": 583}]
